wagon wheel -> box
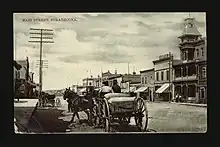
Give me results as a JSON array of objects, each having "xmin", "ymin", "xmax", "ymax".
[
  {"xmin": 102, "ymin": 98, "xmax": 110, "ymax": 132},
  {"xmin": 134, "ymin": 97, "xmax": 148, "ymax": 132},
  {"xmin": 55, "ymin": 98, "xmax": 61, "ymax": 107},
  {"xmin": 92, "ymin": 103, "xmax": 100, "ymax": 127}
]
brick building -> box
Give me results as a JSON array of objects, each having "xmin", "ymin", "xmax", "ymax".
[
  {"xmin": 172, "ymin": 17, "xmax": 207, "ymax": 103},
  {"xmin": 153, "ymin": 53, "xmax": 174, "ymax": 101},
  {"xmin": 135, "ymin": 68, "xmax": 155, "ymax": 100}
]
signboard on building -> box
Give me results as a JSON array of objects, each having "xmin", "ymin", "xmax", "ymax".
[{"xmin": 159, "ymin": 53, "xmax": 171, "ymax": 60}]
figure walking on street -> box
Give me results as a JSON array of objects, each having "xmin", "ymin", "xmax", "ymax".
[{"xmin": 112, "ymin": 80, "xmax": 121, "ymax": 93}]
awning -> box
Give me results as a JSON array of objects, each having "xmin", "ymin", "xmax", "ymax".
[
  {"xmin": 122, "ymin": 87, "xmax": 136, "ymax": 93},
  {"xmin": 156, "ymin": 83, "xmax": 170, "ymax": 93},
  {"xmin": 80, "ymin": 88, "xmax": 86, "ymax": 93},
  {"xmin": 134, "ymin": 87, "xmax": 148, "ymax": 93}
]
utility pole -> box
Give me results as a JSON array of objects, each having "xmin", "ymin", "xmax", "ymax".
[
  {"xmin": 29, "ymin": 28, "xmax": 54, "ymax": 96},
  {"xmin": 36, "ymin": 59, "xmax": 48, "ymax": 89},
  {"xmin": 168, "ymin": 52, "xmax": 173, "ymax": 103},
  {"xmin": 128, "ymin": 62, "xmax": 130, "ymax": 93},
  {"xmin": 101, "ymin": 68, "xmax": 103, "ymax": 87}
]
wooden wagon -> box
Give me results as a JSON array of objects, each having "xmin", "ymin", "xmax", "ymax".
[{"xmin": 95, "ymin": 93, "xmax": 148, "ymax": 132}]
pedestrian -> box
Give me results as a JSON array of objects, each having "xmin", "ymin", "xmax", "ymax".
[
  {"xmin": 112, "ymin": 80, "xmax": 121, "ymax": 93},
  {"xmin": 99, "ymin": 81, "xmax": 113, "ymax": 98}
]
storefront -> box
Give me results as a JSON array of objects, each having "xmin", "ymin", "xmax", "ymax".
[{"xmin": 155, "ymin": 83, "xmax": 172, "ymax": 101}]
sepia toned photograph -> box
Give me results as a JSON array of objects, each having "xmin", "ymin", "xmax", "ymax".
[{"xmin": 13, "ymin": 12, "xmax": 207, "ymax": 134}]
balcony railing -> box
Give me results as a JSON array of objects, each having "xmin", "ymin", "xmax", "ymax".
[{"xmin": 174, "ymin": 75, "xmax": 197, "ymax": 81}]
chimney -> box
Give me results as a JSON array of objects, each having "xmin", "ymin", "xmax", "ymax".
[{"xmin": 115, "ymin": 69, "xmax": 117, "ymax": 74}]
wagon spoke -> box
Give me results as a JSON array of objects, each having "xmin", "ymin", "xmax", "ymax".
[{"xmin": 140, "ymin": 101, "xmax": 144, "ymax": 110}]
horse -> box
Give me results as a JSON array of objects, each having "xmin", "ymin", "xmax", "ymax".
[{"xmin": 63, "ymin": 88, "xmax": 96, "ymax": 125}]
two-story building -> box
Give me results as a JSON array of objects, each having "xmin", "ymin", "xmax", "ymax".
[
  {"xmin": 172, "ymin": 17, "xmax": 206, "ymax": 103},
  {"xmin": 82, "ymin": 76, "xmax": 99, "ymax": 87},
  {"xmin": 13, "ymin": 61, "xmax": 22, "ymax": 92},
  {"xmin": 121, "ymin": 72, "xmax": 141, "ymax": 93},
  {"xmin": 15, "ymin": 57, "xmax": 38, "ymax": 98},
  {"xmin": 135, "ymin": 68, "xmax": 155, "ymax": 101},
  {"xmin": 153, "ymin": 53, "xmax": 174, "ymax": 101},
  {"xmin": 197, "ymin": 37, "xmax": 207, "ymax": 103},
  {"xmin": 102, "ymin": 70, "xmax": 141, "ymax": 93},
  {"xmin": 94, "ymin": 75, "xmax": 102, "ymax": 88}
]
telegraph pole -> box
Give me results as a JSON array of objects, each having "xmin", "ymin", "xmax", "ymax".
[
  {"xmin": 101, "ymin": 68, "xmax": 103, "ymax": 87},
  {"xmin": 29, "ymin": 28, "xmax": 54, "ymax": 96},
  {"xmin": 36, "ymin": 59, "xmax": 48, "ymax": 89},
  {"xmin": 168, "ymin": 52, "xmax": 173, "ymax": 103},
  {"xmin": 128, "ymin": 62, "xmax": 130, "ymax": 93}
]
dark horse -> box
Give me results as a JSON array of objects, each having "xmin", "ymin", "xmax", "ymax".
[{"xmin": 63, "ymin": 89, "xmax": 96, "ymax": 125}]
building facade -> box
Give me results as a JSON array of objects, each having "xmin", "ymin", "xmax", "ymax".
[
  {"xmin": 153, "ymin": 53, "xmax": 174, "ymax": 101},
  {"xmin": 101, "ymin": 70, "xmax": 141, "ymax": 92},
  {"xmin": 139, "ymin": 68, "xmax": 155, "ymax": 101},
  {"xmin": 82, "ymin": 76, "xmax": 96, "ymax": 87},
  {"xmin": 172, "ymin": 17, "xmax": 207, "ymax": 103},
  {"xmin": 14, "ymin": 57, "xmax": 38, "ymax": 98}
]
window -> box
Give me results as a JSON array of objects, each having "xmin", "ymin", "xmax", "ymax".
[
  {"xmin": 145, "ymin": 77, "xmax": 147, "ymax": 84},
  {"xmin": 141, "ymin": 77, "xmax": 144, "ymax": 84},
  {"xmin": 196, "ymin": 49, "xmax": 199, "ymax": 57},
  {"xmin": 156, "ymin": 72, "xmax": 159, "ymax": 81},
  {"xmin": 188, "ymin": 23, "xmax": 193, "ymax": 28},
  {"xmin": 167, "ymin": 70, "xmax": 169, "ymax": 80},
  {"xmin": 202, "ymin": 67, "xmax": 206, "ymax": 79},
  {"xmin": 161, "ymin": 71, "xmax": 164, "ymax": 81},
  {"xmin": 201, "ymin": 88, "xmax": 205, "ymax": 98},
  {"xmin": 201, "ymin": 48, "xmax": 204, "ymax": 56}
]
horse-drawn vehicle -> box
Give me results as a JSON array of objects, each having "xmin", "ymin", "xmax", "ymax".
[
  {"xmin": 94, "ymin": 93, "xmax": 148, "ymax": 132},
  {"xmin": 38, "ymin": 92, "xmax": 61, "ymax": 107},
  {"xmin": 63, "ymin": 87, "xmax": 148, "ymax": 132}
]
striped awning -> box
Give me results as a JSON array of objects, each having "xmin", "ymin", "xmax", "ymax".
[
  {"xmin": 156, "ymin": 83, "xmax": 170, "ymax": 93},
  {"xmin": 134, "ymin": 87, "xmax": 148, "ymax": 93},
  {"xmin": 122, "ymin": 87, "xmax": 136, "ymax": 93}
]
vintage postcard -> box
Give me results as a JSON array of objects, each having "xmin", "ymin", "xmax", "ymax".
[{"xmin": 13, "ymin": 12, "xmax": 207, "ymax": 134}]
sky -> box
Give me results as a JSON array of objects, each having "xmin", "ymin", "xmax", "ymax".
[{"xmin": 13, "ymin": 12, "xmax": 206, "ymax": 90}]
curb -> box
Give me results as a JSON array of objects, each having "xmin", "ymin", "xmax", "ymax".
[
  {"xmin": 170, "ymin": 102, "xmax": 207, "ymax": 108},
  {"xmin": 178, "ymin": 103, "xmax": 207, "ymax": 108}
]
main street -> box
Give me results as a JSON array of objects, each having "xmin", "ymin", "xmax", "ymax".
[{"xmin": 26, "ymin": 96, "xmax": 207, "ymax": 133}]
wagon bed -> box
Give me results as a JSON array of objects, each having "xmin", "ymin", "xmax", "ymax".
[{"xmin": 96, "ymin": 93, "xmax": 148, "ymax": 132}]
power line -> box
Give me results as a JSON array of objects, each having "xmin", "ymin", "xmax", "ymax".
[{"xmin": 28, "ymin": 28, "xmax": 54, "ymax": 94}]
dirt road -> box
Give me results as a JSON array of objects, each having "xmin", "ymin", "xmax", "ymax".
[{"xmin": 25, "ymin": 97, "xmax": 207, "ymax": 133}]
